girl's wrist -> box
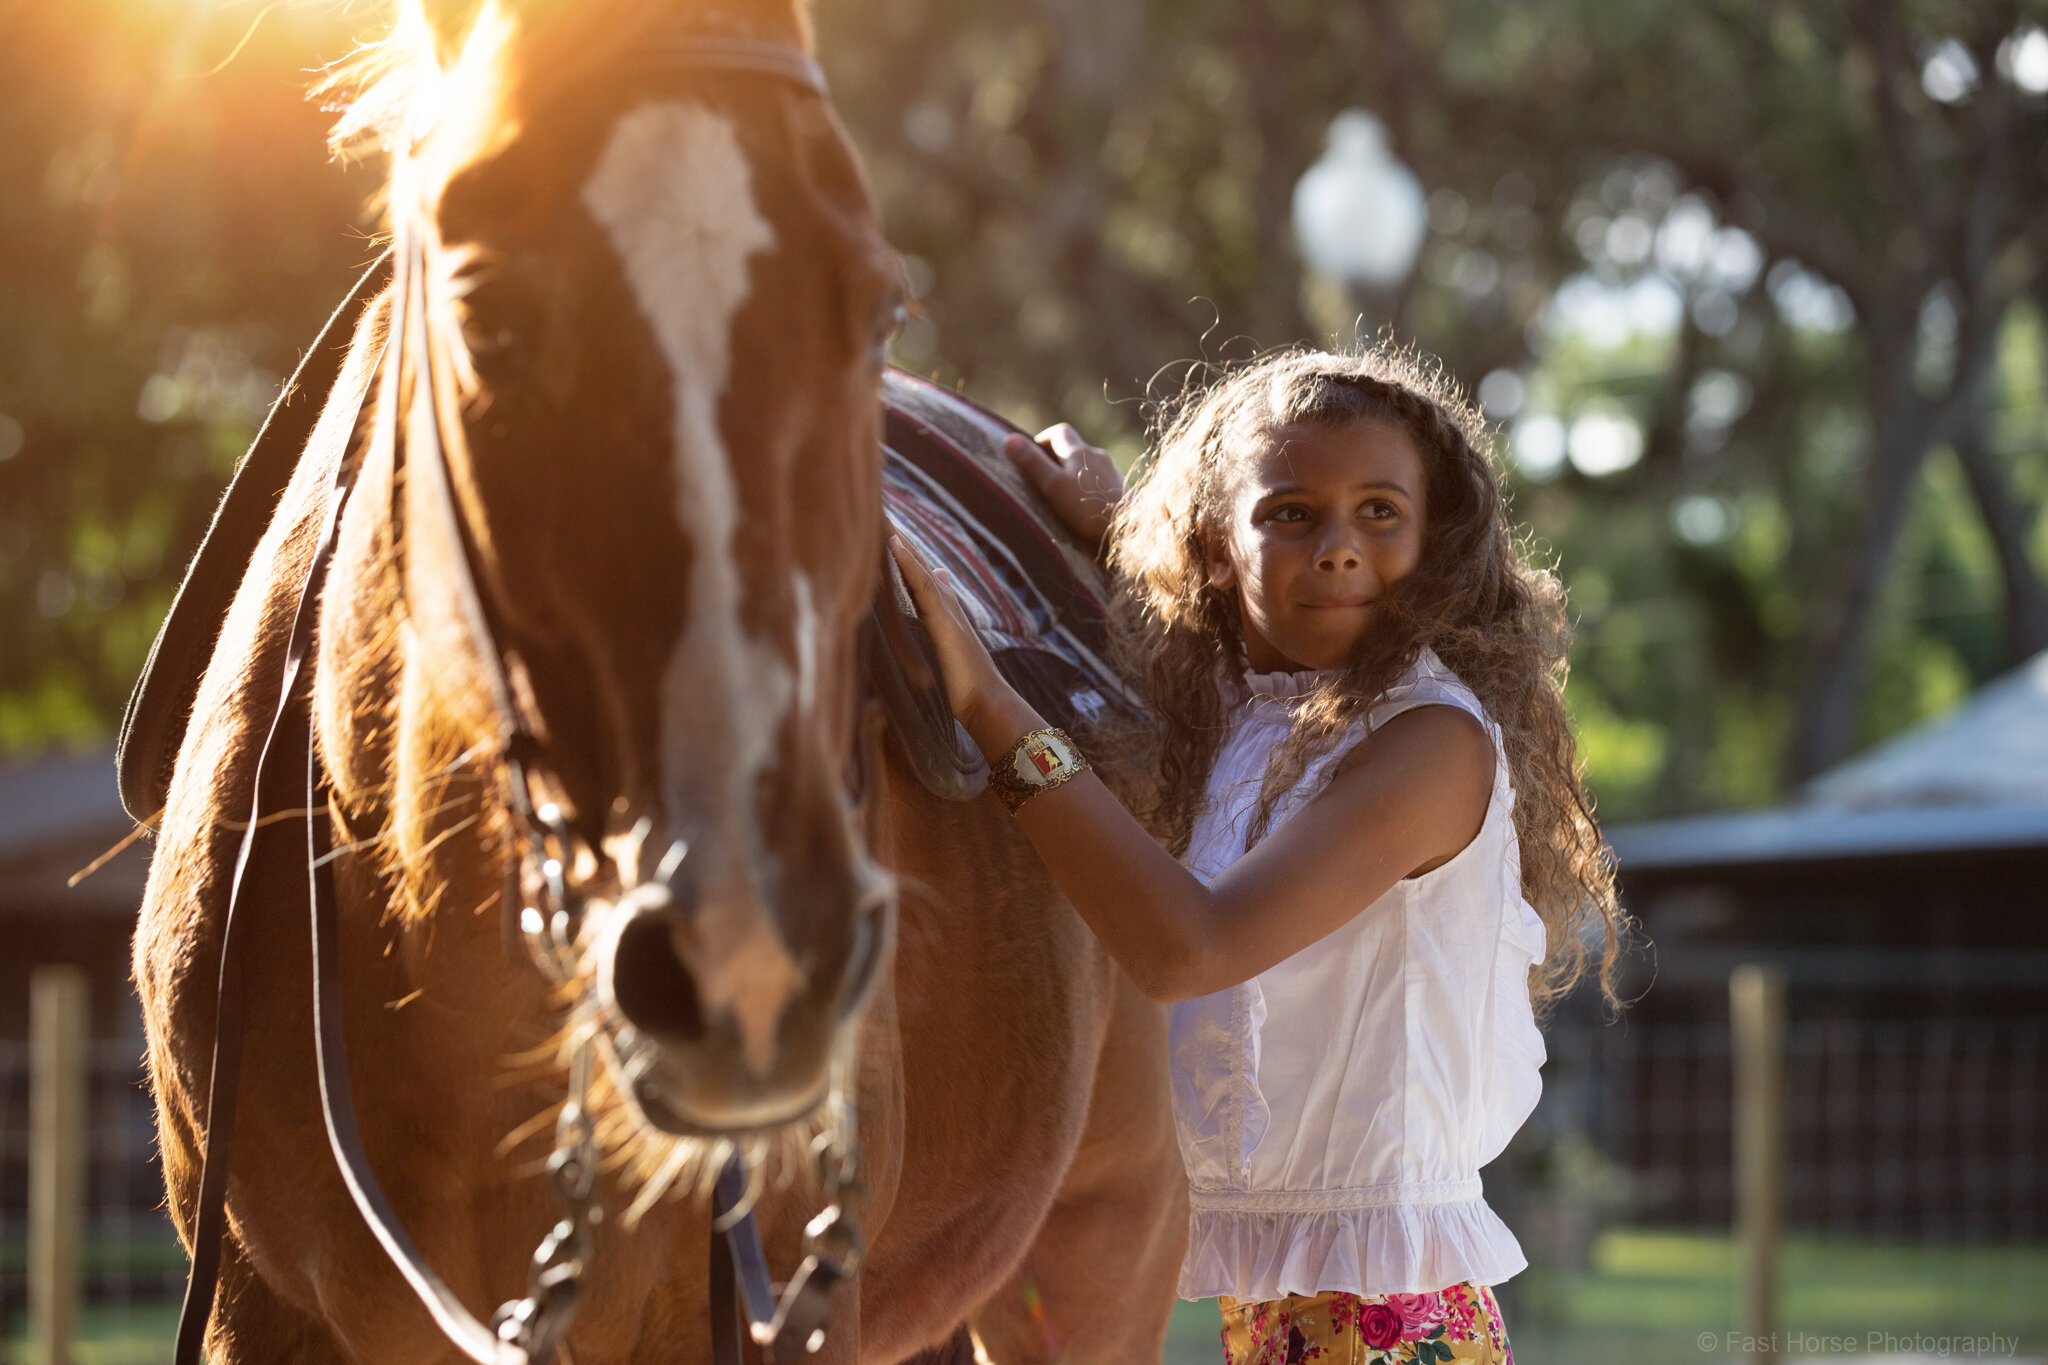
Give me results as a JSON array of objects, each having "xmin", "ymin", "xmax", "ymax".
[{"xmin": 959, "ymin": 684, "xmax": 1045, "ymax": 762}]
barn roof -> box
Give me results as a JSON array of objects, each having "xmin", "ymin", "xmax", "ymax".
[
  {"xmin": 1801, "ymin": 649, "xmax": 2048, "ymax": 810},
  {"xmin": 1608, "ymin": 649, "xmax": 2048, "ymax": 877},
  {"xmin": 0, "ymin": 750, "xmax": 148, "ymax": 916}
]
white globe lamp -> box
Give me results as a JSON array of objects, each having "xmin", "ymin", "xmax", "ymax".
[{"xmin": 1292, "ymin": 110, "xmax": 1427, "ymax": 287}]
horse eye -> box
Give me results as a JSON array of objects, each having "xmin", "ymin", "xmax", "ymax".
[
  {"xmin": 469, "ymin": 324, "xmax": 516, "ymax": 357},
  {"xmin": 872, "ymin": 299, "xmax": 908, "ymax": 367},
  {"xmin": 461, "ymin": 305, "xmax": 517, "ymax": 361},
  {"xmin": 459, "ymin": 282, "xmax": 536, "ymax": 366}
]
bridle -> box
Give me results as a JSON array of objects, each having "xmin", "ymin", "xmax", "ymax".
[{"xmin": 173, "ymin": 33, "xmax": 866, "ymax": 1365}]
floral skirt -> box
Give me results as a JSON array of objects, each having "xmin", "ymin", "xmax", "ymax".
[{"xmin": 1218, "ymin": 1282, "xmax": 1512, "ymax": 1365}]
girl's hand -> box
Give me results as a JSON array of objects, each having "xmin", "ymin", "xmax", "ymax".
[
  {"xmin": 888, "ymin": 535, "xmax": 1017, "ymax": 737},
  {"xmin": 1003, "ymin": 424, "xmax": 1126, "ymax": 552}
]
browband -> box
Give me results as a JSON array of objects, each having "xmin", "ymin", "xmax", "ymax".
[{"xmin": 625, "ymin": 32, "xmax": 830, "ymax": 97}]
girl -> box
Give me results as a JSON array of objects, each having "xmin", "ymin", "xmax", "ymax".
[{"xmin": 890, "ymin": 346, "xmax": 1624, "ymax": 1365}]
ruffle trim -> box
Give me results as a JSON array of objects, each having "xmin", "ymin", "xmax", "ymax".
[
  {"xmin": 1192, "ymin": 1178, "xmax": 1480, "ymax": 1213},
  {"xmin": 1242, "ymin": 667, "xmax": 1344, "ymax": 699},
  {"xmin": 1242, "ymin": 647, "xmax": 1462, "ymax": 703},
  {"xmin": 1179, "ymin": 1196, "xmax": 1529, "ymax": 1301}
]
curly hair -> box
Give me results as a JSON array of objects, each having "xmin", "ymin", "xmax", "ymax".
[{"xmin": 1107, "ymin": 343, "xmax": 1627, "ymax": 1016}]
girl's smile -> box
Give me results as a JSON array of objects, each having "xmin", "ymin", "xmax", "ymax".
[{"xmin": 1204, "ymin": 419, "xmax": 1428, "ymax": 672}]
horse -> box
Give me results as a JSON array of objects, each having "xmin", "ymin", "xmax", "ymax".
[{"xmin": 128, "ymin": 0, "xmax": 1185, "ymax": 1360}]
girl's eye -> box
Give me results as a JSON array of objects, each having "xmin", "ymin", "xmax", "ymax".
[
  {"xmin": 1361, "ymin": 500, "xmax": 1398, "ymax": 521},
  {"xmin": 1269, "ymin": 504, "xmax": 1311, "ymax": 524}
]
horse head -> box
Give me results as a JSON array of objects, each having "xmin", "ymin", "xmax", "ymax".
[{"xmin": 326, "ymin": 0, "xmax": 905, "ymax": 1140}]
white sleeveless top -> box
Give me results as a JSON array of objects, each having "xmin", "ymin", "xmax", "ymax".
[{"xmin": 1168, "ymin": 648, "xmax": 1547, "ymax": 1301}]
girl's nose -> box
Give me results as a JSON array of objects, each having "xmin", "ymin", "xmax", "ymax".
[{"xmin": 1315, "ymin": 539, "xmax": 1363, "ymax": 573}]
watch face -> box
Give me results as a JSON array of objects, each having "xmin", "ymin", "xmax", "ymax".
[
  {"xmin": 995, "ymin": 730, "xmax": 1087, "ymax": 811},
  {"xmin": 1024, "ymin": 736, "xmax": 1061, "ymax": 779}
]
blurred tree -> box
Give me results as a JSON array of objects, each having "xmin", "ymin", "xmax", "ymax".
[
  {"xmin": 0, "ymin": 0, "xmax": 375, "ymax": 753},
  {"xmin": 815, "ymin": 0, "xmax": 2048, "ymax": 811},
  {"xmin": 1406, "ymin": 0, "xmax": 2048, "ymax": 779},
  {"xmin": 4, "ymin": 0, "xmax": 2045, "ymax": 828}
]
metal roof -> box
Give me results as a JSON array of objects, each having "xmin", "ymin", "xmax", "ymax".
[
  {"xmin": 1608, "ymin": 649, "xmax": 2048, "ymax": 876},
  {"xmin": 0, "ymin": 750, "xmax": 130, "ymax": 866},
  {"xmin": 1801, "ymin": 649, "xmax": 2048, "ymax": 809},
  {"xmin": 0, "ymin": 750, "xmax": 148, "ymax": 915},
  {"xmin": 1607, "ymin": 800, "xmax": 2048, "ymax": 874}
]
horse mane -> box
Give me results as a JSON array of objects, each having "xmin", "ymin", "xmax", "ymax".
[{"xmin": 321, "ymin": 0, "xmax": 816, "ymax": 196}]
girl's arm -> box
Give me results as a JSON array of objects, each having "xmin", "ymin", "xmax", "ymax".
[{"xmin": 891, "ymin": 537, "xmax": 1493, "ymax": 1004}]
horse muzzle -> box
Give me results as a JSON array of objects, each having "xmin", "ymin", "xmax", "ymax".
[{"xmin": 594, "ymin": 868, "xmax": 891, "ymax": 1136}]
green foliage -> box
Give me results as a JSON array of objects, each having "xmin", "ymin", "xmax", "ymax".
[
  {"xmin": 0, "ymin": 0, "xmax": 378, "ymax": 756},
  {"xmin": 4, "ymin": 0, "xmax": 2046, "ymax": 827},
  {"xmin": 815, "ymin": 0, "xmax": 2048, "ymax": 816}
]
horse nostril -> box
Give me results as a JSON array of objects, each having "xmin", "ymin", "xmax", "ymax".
[{"xmin": 602, "ymin": 908, "xmax": 706, "ymax": 1043}]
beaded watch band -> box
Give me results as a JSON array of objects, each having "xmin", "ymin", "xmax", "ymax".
[{"xmin": 989, "ymin": 727, "xmax": 1092, "ymax": 813}]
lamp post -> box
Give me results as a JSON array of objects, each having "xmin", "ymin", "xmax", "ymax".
[{"xmin": 1292, "ymin": 110, "xmax": 1426, "ymax": 342}]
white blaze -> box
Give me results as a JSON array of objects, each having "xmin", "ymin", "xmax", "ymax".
[{"xmin": 581, "ymin": 102, "xmax": 798, "ymax": 1065}]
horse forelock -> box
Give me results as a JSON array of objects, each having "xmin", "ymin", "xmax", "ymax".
[{"xmin": 325, "ymin": 0, "xmax": 816, "ymax": 187}]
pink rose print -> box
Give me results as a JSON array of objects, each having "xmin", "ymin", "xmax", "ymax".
[
  {"xmin": 1481, "ymin": 1288, "xmax": 1506, "ymax": 1351},
  {"xmin": 1440, "ymin": 1285, "xmax": 1479, "ymax": 1337},
  {"xmin": 1387, "ymin": 1291, "xmax": 1444, "ymax": 1337},
  {"xmin": 1357, "ymin": 1302, "xmax": 1403, "ymax": 1352}
]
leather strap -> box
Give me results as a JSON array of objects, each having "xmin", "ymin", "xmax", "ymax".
[
  {"xmin": 292, "ymin": 214, "xmax": 526, "ymax": 1365},
  {"xmin": 119, "ymin": 251, "xmax": 393, "ymax": 825},
  {"xmin": 170, "ymin": 290, "xmax": 383, "ymax": 1365},
  {"xmin": 709, "ymin": 1151, "xmax": 846, "ymax": 1365},
  {"xmin": 624, "ymin": 33, "xmax": 829, "ymax": 97},
  {"xmin": 708, "ymin": 1213, "xmax": 741, "ymax": 1365},
  {"xmin": 710, "ymin": 1156, "xmax": 769, "ymax": 1365},
  {"xmin": 173, "ymin": 185, "xmax": 527, "ymax": 1365},
  {"xmin": 310, "ymin": 722, "xmax": 525, "ymax": 1364}
]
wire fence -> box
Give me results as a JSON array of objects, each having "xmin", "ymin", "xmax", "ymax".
[
  {"xmin": 1545, "ymin": 1013, "xmax": 2046, "ymax": 1239},
  {"xmin": 0, "ymin": 1035, "xmax": 183, "ymax": 1326},
  {"xmin": 1, "ymin": 1011, "xmax": 2042, "ymax": 1338}
]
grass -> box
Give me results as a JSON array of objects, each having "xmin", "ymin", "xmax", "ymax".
[
  {"xmin": 1165, "ymin": 1230, "xmax": 2048, "ymax": 1365},
  {"xmin": 0, "ymin": 1228, "xmax": 186, "ymax": 1278},
  {"xmin": 9, "ymin": 1229, "xmax": 2047, "ymax": 1363},
  {"xmin": 3, "ymin": 1304, "xmax": 179, "ymax": 1365},
  {"xmin": 1167, "ymin": 1296, "xmax": 1224, "ymax": 1363}
]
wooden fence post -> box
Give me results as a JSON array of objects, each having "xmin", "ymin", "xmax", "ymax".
[
  {"xmin": 1731, "ymin": 962, "xmax": 1786, "ymax": 1365},
  {"xmin": 30, "ymin": 965, "xmax": 89, "ymax": 1365}
]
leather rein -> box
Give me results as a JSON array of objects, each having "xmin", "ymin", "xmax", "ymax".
[{"xmin": 173, "ymin": 36, "xmax": 860, "ymax": 1365}]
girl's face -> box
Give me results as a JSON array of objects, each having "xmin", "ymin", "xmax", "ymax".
[{"xmin": 1204, "ymin": 418, "xmax": 1428, "ymax": 672}]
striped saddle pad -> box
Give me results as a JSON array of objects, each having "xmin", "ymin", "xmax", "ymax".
[{"xmin": 880, "ymin": 370, "xmax": 1135, "ymax": 738}]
